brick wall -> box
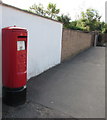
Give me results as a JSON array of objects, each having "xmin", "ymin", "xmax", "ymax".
[{"xmin": 61, "ymin": 29, "xmax": 94, "ymax": 61}]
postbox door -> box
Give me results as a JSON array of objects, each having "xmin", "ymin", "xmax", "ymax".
[
  {"xmin": 12, "ymin": 31, "xmax": 27, "ymax": 88},
  {"xmin": 17, "ymin": 32, "xmax": 27, "ymax": 88}
]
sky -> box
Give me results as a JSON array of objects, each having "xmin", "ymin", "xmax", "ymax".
[{"xmin": 2, "ymin": 0, "xmax": 106, "ymax": 21}]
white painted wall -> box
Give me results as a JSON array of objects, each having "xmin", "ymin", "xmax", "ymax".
[{"xmin": 0, "ymin": 4, "xmax": 63, "ymax": 97}]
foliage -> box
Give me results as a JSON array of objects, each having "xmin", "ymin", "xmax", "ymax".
[
  {"xmin": 100, "ymin": 22, "xmax": 107, "ymax": 33},
  {"xmin": 75, "ymin": 8, "xmax": 102, "ymax": 32},
  {"xmin": 28, "ymin": 3, "xmax": 60, "ymax": 19},
  {"xmin": 57, "ymin": 14, "xmax": 71, "ymax": 28},
  {"xmin": 69, "ymin": 21, "xmax": 83, "ymax": 30},
  {"xmin": 29, "ymin": 3, "xmax": 46, "ymax": 16},
  {"xmin": 46, "ymin": 3, "xmax": 60, "ymax": 19}
]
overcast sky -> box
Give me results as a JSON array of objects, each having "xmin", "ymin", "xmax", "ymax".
[{"xmin": 2, "ymin": 0, "xmax": 106, "ymax": 21}]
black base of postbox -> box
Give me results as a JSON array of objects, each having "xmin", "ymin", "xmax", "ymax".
[{"xmin": 2, "ymin": 86, "xmax": 27, "ymax": 106}]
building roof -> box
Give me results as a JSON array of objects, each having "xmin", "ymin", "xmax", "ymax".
[{"xmin": 0, "ymin": 1, "xmax": 63, "ymax": 24}]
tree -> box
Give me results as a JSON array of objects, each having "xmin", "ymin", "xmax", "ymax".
[
  {"xmin": 28, "ymin": 3, "xmax": 46, "ymax": 16},
  {"xmin": 69, "ymin": 21, "xmax": 83, "ymax": 30},
  {"xmin": 100, "ymin": 22, "xmax": 107, "ymax": 33},
  {"xmin": 28, "ymin": 3, "xmax": 60, "ymax": 19},
  {"xmin": 76, "ymin": 8, "xmax": 102, "ymax": 32},
  {"xmin": 46, "ymin": 3, "xmax": 60, "ymax": 19},
  {"xmin": 57, "ymin": 14, "xmax": 71, "ymax": 28}
]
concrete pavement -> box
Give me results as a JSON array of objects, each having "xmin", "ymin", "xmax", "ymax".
[{"xmin": 3, "ymin": 47, "xmax": 105, "ymax": 118}]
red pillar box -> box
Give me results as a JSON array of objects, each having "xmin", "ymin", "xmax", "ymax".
[{"xmin": 2, "ymin": 26, "xmax": 28, "ymax": 106}]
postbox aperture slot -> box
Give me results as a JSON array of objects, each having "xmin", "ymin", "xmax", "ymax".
[
  {"xmin": 17, "ymin": 41, "xmax": 26, "ymax": 51},
  {"xmin": 18, "ymin": 36, "xmax": 27, "ymax": 38}
]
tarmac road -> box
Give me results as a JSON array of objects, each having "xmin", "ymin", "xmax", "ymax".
[{"xmin": 27, "ymin": 47, "xmax": 105, "ymax": 118}]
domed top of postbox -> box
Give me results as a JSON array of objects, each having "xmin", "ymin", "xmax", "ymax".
[{"xmin": 2, "ymin": 26, "xmax": 27, "ymax": 31}]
